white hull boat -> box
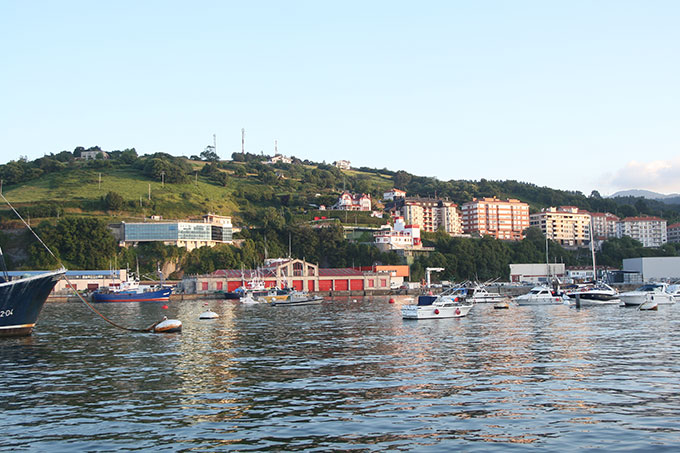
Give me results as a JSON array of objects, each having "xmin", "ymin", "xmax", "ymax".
[
  {"xmin": 619, "ymin": 283, "xmax": 675, "ymax": 307},
  {"xmin": 271, "ymin": 291, "xmax": 323, "ymax": 306},
  {"xmin": 515, "ymin": 286, "xmax": 569, "ymax": 306},
  {"xmin": 402, "ymin": 289, "xmax": 474, "ymax": 319}
]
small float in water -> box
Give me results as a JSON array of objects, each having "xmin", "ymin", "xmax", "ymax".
[
  {"xmin": 199, "ymin": 310, "xmax": 219, "ymax": 319},
  {"xmin": 494, "ymin": 299, "xmax": 510, "ymax": 309},
  {"xmin": 638, "ymin": 300, "xmax": 658, "ymax": 311},
  {"xmin": 148, "ymin": 317, "xmax": 182, "ymax": 333}
]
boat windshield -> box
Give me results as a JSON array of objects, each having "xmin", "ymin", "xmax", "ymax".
[{"xmin": 636, "ymin": 284, "xmax": 662, "ymax": 292}]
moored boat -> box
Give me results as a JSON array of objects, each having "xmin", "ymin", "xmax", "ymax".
[
  {"xmin": 92, "ymin": 278, "xmax": 172, "ymax": 303},
  {"xmin": 619, "ymin": 283, "xmax": 675, "ymax": 307},
  {"xmin": 565, "ymin": 282, "xmax": 620, "ymax": 306},
  {"xmin": 271, "ymin": 290, "xmax": 323, "ymax": 306},
  {"xmin": 401, "ymin": 288, "xmax": 473, "ymax": 319},
  {"xmin": 0, "ymin": 268, "xmax": 66, "ymax": 336},
  {"xmin": 514, "ymin": 285, "xmax": 568, "ymax": 306}
]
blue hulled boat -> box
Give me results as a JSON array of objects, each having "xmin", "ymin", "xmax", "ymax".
[
  {"xmin": 92, "ymin": 283, "xmax": 172, "ymax": 303},
  {"xmin": 0, "ymin": 269, "xmax": 66, "ymax": 336}
]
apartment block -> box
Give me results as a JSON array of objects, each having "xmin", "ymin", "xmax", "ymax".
[
  {"xmin": 400, "ymin": 198, "xmax": 463, "ymax": 236},
  {"xmin": 667, "ymin": 223, "xmax": 680, "ymax": 244},
  {"xmin": 590, "ymin": 212, "xmax": 619, "ymax": 240},
  {"xmin": 617, "ymin": 217, "xmax": 667, "ymax": 247},
  {"xmin": 461, "ymin": 197, "xmax": 530, "ymax": 240},
  {"xmin": 529, "ymin": 206, "xmax": 591, "ymax": 247}
]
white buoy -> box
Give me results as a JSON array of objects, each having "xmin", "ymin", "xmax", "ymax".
[
  {"xmin": 199, "ymin": 310, "xmax": 219, "ymax": 319},
  {"xmin": 151, "ymin": 317, "xmax": 182, "ymax": 333}
]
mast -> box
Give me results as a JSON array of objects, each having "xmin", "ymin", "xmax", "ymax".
[{"xmin": 590, "ymin": 217, "xmax": 597, "ymax": 281}]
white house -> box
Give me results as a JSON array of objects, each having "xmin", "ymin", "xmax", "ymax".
[
  {"xmin": 333, "ymin": 160, "xmax": 351, "ymax": 170},
  {"xmin": 374, "ymin": 217, "xmax": 421, "ymax": 251},
  {"xmin": 383, "ymin": 189, "xmax": 406, "ymax": 201},
  {"xmin": 334, "ymin": 191, "xmax": 371, "ymax": 211}
]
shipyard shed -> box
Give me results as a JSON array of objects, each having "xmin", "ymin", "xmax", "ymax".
[{"xmin": 622, "ymin": 257, "xmax": 680, "ymax": 282}]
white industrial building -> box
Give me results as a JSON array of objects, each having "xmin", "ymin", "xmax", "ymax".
[
  {"xmin": 622, "ymin": 257, "xmax": 680, "ymax": 282},
  {"xmin": 509, "ymin": 263, "xmax": 566, "ymax": 284}
]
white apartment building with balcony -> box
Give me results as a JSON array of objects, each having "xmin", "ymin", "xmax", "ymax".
[{"xmin": 617, "ymin": 217, "xmax": 667, "ymax": 247}]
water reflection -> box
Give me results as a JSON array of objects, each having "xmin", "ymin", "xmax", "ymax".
[{"xmin": 0, "ymin": 297, "xmax": 679, "ymax": 450}]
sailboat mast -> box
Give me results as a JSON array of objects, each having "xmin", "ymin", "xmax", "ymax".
[{"xmin": 590, "ymin": 217, "xmax": 597, "ymax": 281}]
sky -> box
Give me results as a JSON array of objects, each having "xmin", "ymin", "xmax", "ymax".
[{"xmin": 2, "ymin": 1, "xmax": 680, "ymax": 196}]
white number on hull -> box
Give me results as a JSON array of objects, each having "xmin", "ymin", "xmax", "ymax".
[{"xmin": 0, "ymin": 309, "xmax": 14, "ymax": 317}]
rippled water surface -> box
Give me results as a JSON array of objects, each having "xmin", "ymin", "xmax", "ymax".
[{"xmin": 2, "ymin": 296, "xmax": 680, "ymax": 451}]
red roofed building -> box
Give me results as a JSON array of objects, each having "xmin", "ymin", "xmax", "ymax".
[
  {"xmin": 668, "ymin": 223, "xmax": 680, "ymax": 244},
  {"xmin": 617, "ymin": 216, "xmax": 667, "ymax": 247},
  {"xmin": 185, "ymin": 258, "xmax": 394, "ymax": 294},
  {"xmin": 333, "ymin": 191, "xmax": 372, "ymax": 211},
  {"xmin": 461, "ymin": 197, "xmax": 529, "ymax": 240},
  {"xmin": 590, "ymin": 212, "xmax": 619, "ymax": 240}
]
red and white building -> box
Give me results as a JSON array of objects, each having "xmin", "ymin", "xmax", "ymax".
[
  {"xmin": 617, "ymin": 216, "xmax": 667, "ymax": 247},
  {"xmin": 461, "ymin": 197, "xmax": 530, "ymax": 240},
  {"xmin": 383, "ymin": 188, "xmax": 406, "ymax": 201},
  {"xmin": 334, "ymin": 191, "xmax": 372, "ymax": 211},
  {"xmin": 590, "ymin": 212, "xmax": 619, "ymax": 240},
  {"xmin": 373, "ymin": 217, "xmax": 422, "ymax": 251},
  {"xmin": 399, "ymin": 198, "xmax": 463, "ymax": 236},
  {"xmin": 184, "ymin": 258, "xmax": 395, "ymax": 294},
  {"xmin": 667, "ymin": 223, "xmax": 680, "ymax": 244}
]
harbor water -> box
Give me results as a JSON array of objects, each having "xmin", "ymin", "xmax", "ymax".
[{"xmin": 2, "ymin": 296, "xmax": 680, "ymax": 451}]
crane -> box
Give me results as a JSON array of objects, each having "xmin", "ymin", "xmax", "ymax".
[{"xmin": 425, "ymin": 267, "xmax": 445, "ymax": 288}]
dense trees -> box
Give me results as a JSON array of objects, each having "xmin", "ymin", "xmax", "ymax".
[{"xmin": 29, "ymin": 217, "xmax": 118, "ymax": 269}]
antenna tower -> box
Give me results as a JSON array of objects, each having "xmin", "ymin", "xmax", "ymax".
[{"xmin": 241, "ymin": 128, "xmax": 245, "ymax": 154}]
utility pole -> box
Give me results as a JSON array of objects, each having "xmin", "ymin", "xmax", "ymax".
[
  {"xmin": 148, "ymin": 184, "xmax": 151, "ymax": 200},
  {"xmin": 241, "ymin": 128, "xmax": 245, "ymax": 154},
  {"xmin": 160, "ymin": 171, "xmax": 165, "ymax": 188},
  {"xmin": 213, "ymin": 134, "xmax": 217, "ymax": 156},
  {"xmin": 98, "ymin": 173, "xmax": 101, "ymax": 190}
]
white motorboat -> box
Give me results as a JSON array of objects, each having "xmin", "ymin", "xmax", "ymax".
[
  {"xmin": 449, "ymin": 283, "xmax": 507, "ymax": 304},
  {"xmin": 401, "ymin": 290, "xmax": 473, "ymax": 319},
  {"xmin": 240, "ymin": 293, "xmax": 266, "ymax": 304},
  {"xmin": 565, "ymin": 282, "xmax": 620, "ymax": 306},
  {"xmin": 619, "ymin": 283, "xmax": 675, "ymax": 307},
  {"xmin": 271, "ymin": 290, "xmax": 323, "ymax": 306},
  {"xmin": 514, "ymin": 286, "xmax": 569, "ymax": 306}
]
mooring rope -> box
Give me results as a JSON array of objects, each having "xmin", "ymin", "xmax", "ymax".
[{"xmin": 1, "ymin": 193, "xmax": 151, "ymax": 333}]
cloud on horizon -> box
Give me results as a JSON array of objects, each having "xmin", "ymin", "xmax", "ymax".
[{"xmin": 607, "ymin": 158, "xmax": 680, "ymax": 195}]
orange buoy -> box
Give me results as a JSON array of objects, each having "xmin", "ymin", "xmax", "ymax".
[
  {"xmin": 162, "ymin": 304, "xmax": 169, "ymax": 309},
  {"xmin": 389, "ymin": 298, "xmax": 395, "ymax": 304},
  {"xmin": 455, "ymin": 308, "xmax": 461, "ymax": 315},
  {"xmin": 434, "ymin": 309, "xmax": 440, "ymax": 315}
]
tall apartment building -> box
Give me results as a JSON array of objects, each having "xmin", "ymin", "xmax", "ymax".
[
  {"xmin": 461, "ymin": 197, "xmax": 530, "ymax": 240},
  {"xmin": 617, "ymin": 217, "xmax": 667, "ymax": 247},
  {"xmin": 667, "ymin": 223, "xmax": 680, "ymax": 244},
  {"xmin": 112, "ymin": 213, "xmax": 233, "ymax": 251},
  {"xmin": 400, "ymin": 198, "xmax": 463, "ymax": 236},
  {"xmin": 529, "ymin": 206, "xmax": 591, "ymax": 247},
  {"xmin": 590, "ymin": 212, "xmax": 619, "ymax": 240}
]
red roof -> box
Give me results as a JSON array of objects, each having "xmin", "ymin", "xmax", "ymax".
[
  {"xmin": 318, "ymin": 268, "xmax": 364, "ymax": 277},
  {"xmin": 621, "ymin": 216, "xmax": 665, "ymax": 222},
  {"xmin": 668, "ymin": 223, "xmax": 680, "ymax": 229}
]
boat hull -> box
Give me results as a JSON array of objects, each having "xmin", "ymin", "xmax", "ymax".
[
  {"xmin": 272, "ymin": 296, "xmax": 323, "ymax": 306},
  {"xmin": 0, "ymin": 270, "xmax": 65, "ymax": 337},
  {"xmin": 92, "ymin": 287, "xmax": 172, "ymax": 303},
  {"xmin": 401, "ymin": 304, "xmax": 473, "ymax": 319},
  {"xmin": 620, "ymin": 292, "xmax": 675, "ymax": 307}
]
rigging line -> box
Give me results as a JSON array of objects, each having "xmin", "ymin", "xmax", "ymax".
[{"xmin": 0, "ymin": 193, "xmax": 150, "ymax": 333}]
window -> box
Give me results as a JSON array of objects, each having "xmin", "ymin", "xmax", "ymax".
[{"xmin": 202, "ymin": 282, "xmax": 208, "ymax": 291}]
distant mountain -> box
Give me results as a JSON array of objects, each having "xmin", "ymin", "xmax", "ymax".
[{"xmin": 609, "ymin": 189, "xmax": 680, "ymax": 200}]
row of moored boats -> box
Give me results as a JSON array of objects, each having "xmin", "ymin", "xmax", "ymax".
[{"xmin": 401, "ymin": 281, "xmax": 680, "ymax": 319}]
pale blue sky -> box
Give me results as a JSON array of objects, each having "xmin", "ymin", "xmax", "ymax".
[{"xmin": 2, "ymin": 1, "xmax": 680, "ymax": 195}]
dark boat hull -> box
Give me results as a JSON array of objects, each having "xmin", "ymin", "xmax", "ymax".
[
  {"xmin": 92, "ymin": 287, "xmax": 172, "ymax": 303},
  {"xmin": 0, "ymin": 270, "xmax": 65, "ymax": 337}
]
